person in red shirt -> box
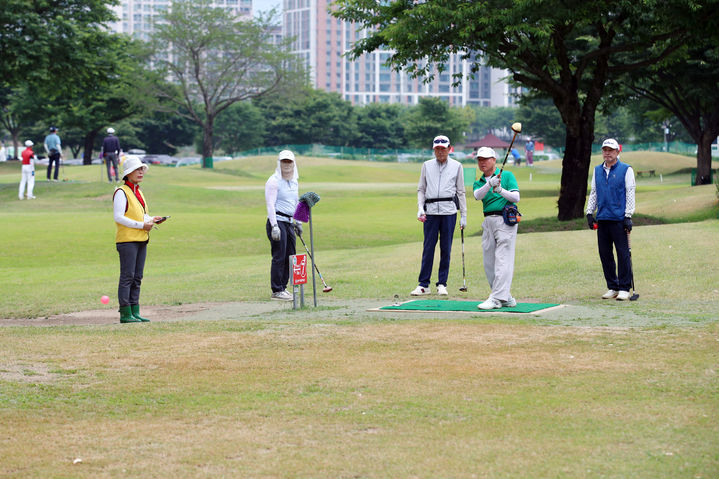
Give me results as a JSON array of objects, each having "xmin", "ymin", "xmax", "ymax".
[{"xmin": 19, "ymin": 140, "xmax": 37, "ymax": 200}]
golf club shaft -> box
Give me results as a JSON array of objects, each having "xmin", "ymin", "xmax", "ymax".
[
  {"xmin": 499, "ymin": 130, "xmax": 520, "ymax": 176},
  {"xmin": 297, "ymin": 232, "xmax": 330, "ymax": 289},
  {"xmin": 460, "ymin": 228, "xmax": 467, "ymax": 289}
]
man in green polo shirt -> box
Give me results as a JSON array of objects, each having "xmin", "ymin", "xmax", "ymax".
[{"xmin": 473, "ymin": 147, "xmax": 521, "ymax": 309}]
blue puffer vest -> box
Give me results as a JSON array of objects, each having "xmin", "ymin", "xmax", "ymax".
[{"xmin": 595, "ymin": 161, "xmax": 629, "ymax": 221}]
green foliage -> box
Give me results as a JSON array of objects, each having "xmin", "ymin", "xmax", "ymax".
[
  {"xmin": 516, "ymin": 99, "xmax": 565, "ymax": 147},
  {"xmin": 213, "ymin": 102, "xmax": 266, "ymax": 154},
  {"xmin": 355, "ymin": 103, "xmax": 406, "ymax": 149},
  {"xmin": 469, "ymin": 106, "xmax": 516, "ymax": 139},
  {"xmin": 402, "ymin": 97, "xmax": 473, "ymax": 148},
  {"xmin": 128, "ymin": 111, "xmax": 197, "ymax": 155}
]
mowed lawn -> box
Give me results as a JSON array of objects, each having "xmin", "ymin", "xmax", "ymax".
[{"xmin": 0, "ymin": 153, "xmax": 718, "ymax": 477}]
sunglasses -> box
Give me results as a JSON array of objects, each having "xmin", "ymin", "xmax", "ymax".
[{"xmin": 433, "ymin": 138, "xmax": 449, "ymax": 145}]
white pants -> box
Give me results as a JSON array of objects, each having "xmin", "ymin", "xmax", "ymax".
[
  {"xmin": 19, "ymin": 165, "xmax": 35, "ymax": 199},
  {"xmin": 481, "ymin": 215, "xmax": 517, "ymax": 301}
]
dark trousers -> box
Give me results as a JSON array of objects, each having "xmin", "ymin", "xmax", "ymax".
[
  {"xmin": 47, "ymin": 151, "xmax": 60, "ymax": 180},
  {"xmin": 117, "ymin": 241, "xmax": 147, "ymax": 307},
  {"xmin": 266, "ymin": 220, "xmax": 296, "ymax": 293},
  {"xmin": 597, "ymin": 220, "xmax": 632, "ymax": 291},
  {"xmin": 418, "ymin": 214, "xmax": 456, "ymax": 287},
  {"xmin": 105, "ymin": 153, "xmax": 119, "ymax": 181}
]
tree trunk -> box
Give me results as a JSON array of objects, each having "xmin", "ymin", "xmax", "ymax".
[
  {"xmin": 557, "ymin": 121, "xmax": 595, "ymax": 221},
  {"xmin": 201, "ymin": 116, "xmax": 214, "ymax": 168},
  {"xmin": 82, "ymin": 131, "xmax": 98, "ymax": 165},
  {"xmin": 695, "ymin": 132, "xmax": 714, "ymax": 185}
]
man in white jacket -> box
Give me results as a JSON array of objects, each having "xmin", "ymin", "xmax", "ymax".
[{"xmin": 411, "ymin": 135, "xmax": 467, "ymax": 296}]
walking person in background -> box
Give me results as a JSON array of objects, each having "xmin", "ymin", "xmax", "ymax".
[
  {"xmin": 102, "ymin": 127, "xmax": 121, "ymax": 183},
  {"xmin": 19, "ymin": 140, "xmax": 37, "ymax": 200},
  {"xmin": 525, "ymin": 138, "xmax": 535, "ymax": 166},
  {"xmin": 44, "ymin": 126, "xmax": 62, "ymax": 181},
  {"xmin": 265, "ymin": 150, "xmax": 302, "ymax": 301},
  {"xmin": 586, "ymin": 138, "xmax": 636, "ymax": 301},
  {"xmin": 473, "ymin": 147, "xmax": 520, "ymax": 309},
  {"xmin": 0, "ymin": 140, "xmax": 7, "ymax": 162},
  {"xmin": 113, "ymin": 155, "xmax": 166, "ymax": 323},
  {"xmin": 411, "ymin": 135, "xmax": 467, "ymax": 296}
]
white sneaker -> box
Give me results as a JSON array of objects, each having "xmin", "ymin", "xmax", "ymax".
[
  {"xmin": 616, "ymin": 290, "xmax": 631, "ymax": 301},
  {"xmin": 436, "ymin": 284, "xmax": 448, "ymax": 295},
  {"xmin": 478, "ymin": 298, "xmax": 502, "ymax": 310},
  {"xmin": 410, "ymin": 285, "xmax": 431, "ymax": 296},
  {"xmin": 271, "ymin": 290, "xmax": 292, "ymax": 301},
  {"xmin": 28, "ymin": 195, "xmax": 36, "ymax": 199},
  {"xmin": 501, "ymin": 297, "xmax": 517, "ymax": 307},
  {"xmin": 602, "ymin": 289, "xmax": 618, "ymax": 299}
]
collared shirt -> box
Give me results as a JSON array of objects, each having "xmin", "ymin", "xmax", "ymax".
[
  {"xmin": 417, "ymin": 157, "xmax": 467, "ymax": 217},
  {"xmin": 44, "ymin": 133, "xmax": 61, "ymax": 152}
]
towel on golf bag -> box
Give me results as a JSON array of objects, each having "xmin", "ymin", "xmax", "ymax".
[{"xmin": 294, "ymin": 200, "xmax": 310, "ymax": 222}]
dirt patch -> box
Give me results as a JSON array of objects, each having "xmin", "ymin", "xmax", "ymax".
[{"xmin": 0, "ymin": 363, "xmax": 58, "ymax": 384}]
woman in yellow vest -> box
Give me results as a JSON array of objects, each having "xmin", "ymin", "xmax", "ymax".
[{"xmin": 112, "ymin": 156, "xmax": 165, "ymax": 323}]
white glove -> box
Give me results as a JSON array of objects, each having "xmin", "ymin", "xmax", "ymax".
[
  {"xmin": 460, "ymin": 215, "xmax": 466, "ymax": 228},
  {"xmin": 271, "ymin": 225, "xmax": 281, "ymax": 241},
  {"xmin": 417, "ymin": 208, "xmax": 425, "ymax": 219},
  {"xmin": 487, "ymin": 175, "xmax": 501, "ymax": 188}
]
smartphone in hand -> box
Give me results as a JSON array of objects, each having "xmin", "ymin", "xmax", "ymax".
[{"xmin": 156, "ymin": 216, "xmax": 170, "ymax": 224}]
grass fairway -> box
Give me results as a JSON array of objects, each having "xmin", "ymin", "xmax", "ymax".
[{"xmin": 1, "ymin": 154, "xmax": 718, "ymax": 477}]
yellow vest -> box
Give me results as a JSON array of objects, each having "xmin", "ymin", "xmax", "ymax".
[{"xmin": 115, "ymin": 184, "xmax": 149, "ymax": 243}]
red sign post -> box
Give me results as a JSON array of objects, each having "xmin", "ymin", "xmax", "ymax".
[{"xmin": 291, "ymin": 254, "xmax": 308, "ymax": 285}]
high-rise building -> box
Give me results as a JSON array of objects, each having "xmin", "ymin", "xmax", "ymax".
[
  {"xmin": 283, "ymin": 0, "xmax": 520, "ymax": 106},
  {"xmin": 109, "ymin": 0, "xmax": 252, "ymax": 40}
]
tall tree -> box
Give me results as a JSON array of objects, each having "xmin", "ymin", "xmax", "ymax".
[
  {"xmin": 148, "ymin": 1, "xmax": 303, "ymax": 166},
  {"xmin": 616, "ymin": 42, "xmax": 719, "ymax": 184},
  {"xmin": 333, "ymin": 0, "xmax": 708, "ymax": 219},
  {"xmin": 355, "ymin": 103, "xmax": 406, "ymax": 149}
]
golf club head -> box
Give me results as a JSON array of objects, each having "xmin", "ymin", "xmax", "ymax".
[
  {"xmin": 511, "ymin": 122, "xmax": 522, "ymax": 133},
  {"xmin": 323, "ymin": 286, "xmax": 333, "ymax": 293},
  {"xmin": 630, "ymin": 293, "xmax": 639, "ymax": 301},
  {"xmin": 459, "ymin": 286, "xmax": 468, "ymax": 292}
]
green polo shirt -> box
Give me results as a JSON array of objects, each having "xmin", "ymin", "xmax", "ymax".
[{"xmin": 473, "ymin": 168, "xmax": 519, "ymax": 213}]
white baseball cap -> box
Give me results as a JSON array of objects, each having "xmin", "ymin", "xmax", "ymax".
[
  {"xmin": 432, "ymin": 135, "xmax": 450, "ymax": 149},
  {"xmin": 475, "ymin": 147, "xmax": 497, "ymax": 159},
  {"xmin": 601, "ymin": 138, "xmax": 620, "ymax": 150},
  {"xmin": 122, "ymin": 155, "xmax": 147, "ymax": 177},
  {"xmin": 107, "ymin": 127, "xmax": 116, "ymax": 134},
  {"xmin": 278, "ymin": 150, "xmax": 295, "ymax": 162},
  {"xmin": 24, "ymin": 140, "xmax": 34, "ymax": 147}
]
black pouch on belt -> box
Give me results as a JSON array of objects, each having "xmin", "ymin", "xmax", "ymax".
[{"xmin": 502, "ymin": 204, "xmax": 522, "ymax": 226}]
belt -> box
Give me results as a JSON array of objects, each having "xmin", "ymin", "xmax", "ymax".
[
  {"xmin": 484, "ymin": 210, "xmax": 503, "ymax": 217},
  {"xmin": 276, "ymin": 211, "xmax": 293, "ymax": 219}
]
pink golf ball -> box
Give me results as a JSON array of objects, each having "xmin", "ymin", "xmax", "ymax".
[{"xmin": 101, "ymin": 295, "xmax": 110, "ymax": 305}]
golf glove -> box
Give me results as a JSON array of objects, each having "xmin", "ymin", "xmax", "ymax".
[
  {"xmin": 623, "ymin": 217, "xmax": 632, "ymax": 232},
  {"xmin": 271, "ymin": 225, "xmax": 281, "ymax": 241},
  {"xmin": 487, "ymin": 175, "xmax": 501, "ymax": 188},
  {"xmin": 586, "ymin": 214, "xmax": 595, "ymax": 230},
  {"xmin": 460, "ymin": 215, "xmax": 466, "ymax": 228},
  {"xmin": 417, "ymin": 208, "xmax": 425, "ymax": 219},
  {"xmin": 293, "ymin": 222, "xmax": 303, "ymax": 236}
]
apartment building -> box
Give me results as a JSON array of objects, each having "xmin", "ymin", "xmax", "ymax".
[{"xmin": 283, "ymin": 0, "xmax": 520, "ymax": 106}]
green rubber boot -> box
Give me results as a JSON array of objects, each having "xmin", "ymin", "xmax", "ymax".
[
  {"xmin": 120, "ymin": 305, "xmax": 140, "ymax": 323},
  {"xmin": 130, "ymin": 304, "xmax": 150, "ymax": 322}
]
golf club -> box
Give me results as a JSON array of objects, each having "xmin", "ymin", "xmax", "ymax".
[
  {"xmin": 498, "ymin": 122, "xmax": 522, "ymax": 176},
  {"xmin": 459, "ymin": 228, "xmax": 467, "ymax": 292},
  {"xmin": 627, "ymin": 231, "xmax": 639, "ymax": 301},
  {"xmin": 297, "ymin": 231, "xmax": 332, "ymax": 293}
]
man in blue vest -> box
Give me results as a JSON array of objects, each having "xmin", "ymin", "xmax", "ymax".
[{"xmin": 586, "ymin": 138, "xmax": 636, "ymax": 301}]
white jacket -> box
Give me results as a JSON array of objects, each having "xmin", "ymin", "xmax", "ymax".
[{"xmin": 417, "ymin": 157, "xmax": 467, "ymax": 218}]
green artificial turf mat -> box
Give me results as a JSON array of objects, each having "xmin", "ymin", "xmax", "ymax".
[{"xmin": 379, "ymin": 299, "xmax": 560, "ymax": 313}]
